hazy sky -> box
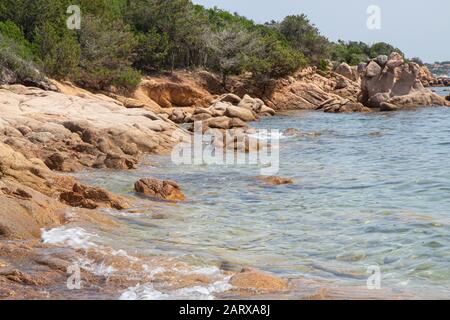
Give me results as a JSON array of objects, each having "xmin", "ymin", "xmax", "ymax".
[{"xmin": 193, "ymin": 0, "xmax": 449, "ymax": 63}]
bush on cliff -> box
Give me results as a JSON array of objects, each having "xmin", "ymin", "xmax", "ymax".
[
  {"xmin": 0, "ymin": 21, "xmax": 42, "ymax": 83},
  {"xmin": 275, "ymin": 14, "xmax": 330, "ymax": 65},
  {"xmin": 0, "ymin": 0, "xmax": 410, "ymax": 90},
  {"xmin": 330, "ymin": 41, "xmax": 405, "ymax": 65},
  {"xmin": 33, "ymin": 21, "xmax": 80, "ymax": 79}
]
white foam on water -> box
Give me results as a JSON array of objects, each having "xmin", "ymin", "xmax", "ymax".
[
  {"xmin": 119, "ymin": 278, "xmax": 232, "ymax": 300},
  {"xmin": 78, "ymin": 258, "xmax": 116, "ymax": 277},
  {"xmin": 119, "ymin": 284, "xmax": 169, "ymax": 300},
  {"xmin": 248, "ymin": 131, "xmax": 286, "ymax": 141},
  {"xmin": 41, "ymin": 227, "xmax": 98, "ymax": 249}
]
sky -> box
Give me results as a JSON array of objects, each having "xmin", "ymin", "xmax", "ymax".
[{"xmin": 193, "ymin": 0, "xmax": 450, "ymax": 63}]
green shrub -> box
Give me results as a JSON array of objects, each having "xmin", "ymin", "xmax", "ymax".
[{"xmin": 77, "ymin": 15, "xmax": 141, "ymax": 90}]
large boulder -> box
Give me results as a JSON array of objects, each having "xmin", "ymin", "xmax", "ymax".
[
  {"xmin": 335, "ymin": 62, "xmax": 357, "ymax": 81},
  {"xmin": 359, "ymin": 52, "xmax": 449, "ymax": 109},
  {"xmin": 134, "ymin": 178, "xmax": 186, "ymax": 202},
  {"xmin": 224, "ymin": 105, "xmax": 257, "ymax": 122}
]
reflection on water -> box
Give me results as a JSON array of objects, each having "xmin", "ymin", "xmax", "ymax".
[{"xmin": 76, "ymin": 105, "xmax": 450, "ymax": 299}]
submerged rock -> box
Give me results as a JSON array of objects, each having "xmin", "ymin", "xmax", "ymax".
[
  {"xmin": 230, "ymin": 268, "xmax": 288, "ymax": 292},
  {"xmin": 134, "ymin": 178, "xmax": 186, "ymax": 202},
  {"xmin": 256, "ymin": 176, "xmax": 294, "ymax": 186}
]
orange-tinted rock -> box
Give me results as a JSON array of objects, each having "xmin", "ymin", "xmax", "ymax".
[
  {"xmin": 134, "ymin": 178, "xmax": 186, "ymax": 202},
  {"xmin": 230, "ymin": 268, "xmax": 288, "ymax": 292},
  {"xmin": 60, "ymin": 183, "xmax": 129, "ymax": 210},
  {"xmin": 256, "ymin": 176, "xmax": 294, "ymax": 186}
]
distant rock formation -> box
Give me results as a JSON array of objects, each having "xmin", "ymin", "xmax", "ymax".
[{"xmin": 358, "ymin": 52, "xmax": 449, "ymax": 109}]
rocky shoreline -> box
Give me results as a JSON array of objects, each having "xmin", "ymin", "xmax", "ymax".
[{"xmin": 1, "ymin": 52, "xmax": 449, "ymax": 299}]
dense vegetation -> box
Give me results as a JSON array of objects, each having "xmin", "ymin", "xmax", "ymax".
[{"xmin": 0, "ymin": 0, "xmax": 408, "ymax": 91}]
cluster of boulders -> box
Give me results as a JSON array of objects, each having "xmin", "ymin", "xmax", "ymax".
[
  {"xmin": 170, "ymin": 93, "xmax": 275, "ymax": 130},
  {"xmin": 357, "ymin": 52, "xmax": 449, "ymax": 110}
]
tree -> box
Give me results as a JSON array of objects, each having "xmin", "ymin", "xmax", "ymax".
[
  {"xmin": 133, "ymin": 29, "xmax": 170, "ymax": 72},
  {"xmin": 277, "ymin": 14, "xmax": 330, "ymax": 64},
  {"xmin": 369, "ymin": 42, "xmax": 403, "ymax": 58},
  {"xmin": 244, "ymin": 33, "xmax": 306, "ymax": 82},
  {"xmin": 209, "ymin": 27, "xmax": 252, "ymax": 86},
  {"xmin": 77, "ymin": 14, "xmax": 140, "ymax": 90},
  {"xmin": 33, "ymin": 21, "xmax": 80, "ymax": 79}
]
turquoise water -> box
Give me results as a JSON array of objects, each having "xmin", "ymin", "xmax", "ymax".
[{"xmin": 77, "ymin": 91, "xmax": 450, "ymax": 299}]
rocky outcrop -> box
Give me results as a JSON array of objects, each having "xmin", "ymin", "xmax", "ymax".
[
  {"xmin": 0, "ymin": 141, "xmax": 121, "ymax": 239},
  {"xmin": 261, "ymin": 67, "xmax": 362, "ymax": 112},
  {"xmin": 317, "ymin": 98, "xmax": 372, "ymax": 113},
  {"xmin": 134, "ymin": 178, "xmax": 186, "ymax": 202},
  {"xmin": 359, "ymin": 52, "xmax": 449, "ymax": 109},
  {"xmin": 137, "ymin": 75, "xmax": 214, "ymax": 109},
  {"xmin": 418, "ymin": 65, "xmax": 438, "ymax": 87},
  {"xmin": 0, "ymin": 85, "xmax": 189, "ymax": 172}
]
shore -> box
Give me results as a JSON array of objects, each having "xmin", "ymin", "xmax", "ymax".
[{"xmin": 1, "ymin": 54, "xmax": 449, "ymax": 299}]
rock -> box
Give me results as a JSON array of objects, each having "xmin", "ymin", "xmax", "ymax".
[
  {"xmin": 103, "ymin": 153, "xmax": 137, "ymax": 170},
  {"xmin": 256, "ymin": 176, "xmax": 294, "ymax": 186},
  {"xmin": 225, "ymin": 105, "xmax": 257, "ymax": 122},
  {"xmin": 217, "ymin": 93, "xmax": 241, "ymax": 105},
  {"xmin": 359, "ymin": 52, "xmax": 448, "ymax": 109},
  {"xmin": 335, "ymin": 63, "xmax": 356, "ymax": 81},
  {"xmin": 138, "ymin": 78, "xmax": 212, "ymax": 109},
  {"xmin": 374, "ymin": 55, "xmax": 388, "ymax": 68},
  {"xmin": 380, "ymin": 102, "xmax": 399, "ymax": 112},
  {"xmin": 44, "ymin": 153, "xmax": 65, "ymax": 171},
  {"xmin": 60, "ymin": 183, "xmax": 129, "ymax": 210},
  {"xmin": 238, "ymin": 94, "xmax": 257, "ymax": 110},
  {"xmin": 386, "ymin": 52, "xmax": 404, "ymax": 69},
  {"xmin": 365, "ymin": 61, "xmax": 382, "ymax": 78},
  {"xmin": 259, "ymin": 105, "xmax": 276, "ymax": 116},
  {"xmin": 320, "ymin": 99, "xmax": 372, "ymax": 113},
  {"xmin": 206, "ymin": 116, "xmax": 232, "ymax": 130},
  {"xmin": 282, "ymin": 128, "xmax": 301, "ymax": 136},
  {"xmin": 134, "ymin": 178, "xmax": 185, "ymax": 202},
  {"xmin": 446, "ymin": 95, "xmax": 450, "ymax": 102},
  {"xmin": 230, "ymin": 268, "xmax": 288, "ymax": 292},
  {"xmin": 191, "ymin": 113, "xmax": 212, "ymax": 122},
  {"xmin": 170, "ymin": 108, "xmax": 186, "ymax": 123}
]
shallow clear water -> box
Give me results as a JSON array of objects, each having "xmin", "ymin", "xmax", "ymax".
[{"xmin": 76, "ymin": 96, "xmax": 450, "ymax": 299}]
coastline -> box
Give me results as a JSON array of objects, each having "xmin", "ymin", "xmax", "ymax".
[{"xmin": 1, "ymin": 57, "xmax": 450, "ymax": 299}]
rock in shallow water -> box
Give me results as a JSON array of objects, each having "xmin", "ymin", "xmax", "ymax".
[
  {"xmin": 230, "ymin": 268, "xmax": 288, "ymax": 292},
  {"xmin": 134, "ymin": 178, "xmax": 186, "ymax": 202},
  {"xmin": 256, "ymin": 176, "xmax": 294, "ymax": 186}
]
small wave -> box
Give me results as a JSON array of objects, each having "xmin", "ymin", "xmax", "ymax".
[
  {"xmin": 41, "ymin": 227, "xmax": 98, "ymax": 249},
  {"xmin": 248, "ymin": 131, "xmax": 286, "ymax": 141},
  {"xmin": 78, "ymin": 257, "xmax": 116, "ymax": 277},
  {"xmin": 119, "ymin": 278, "xmax": 232, "ymax": 300}
]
